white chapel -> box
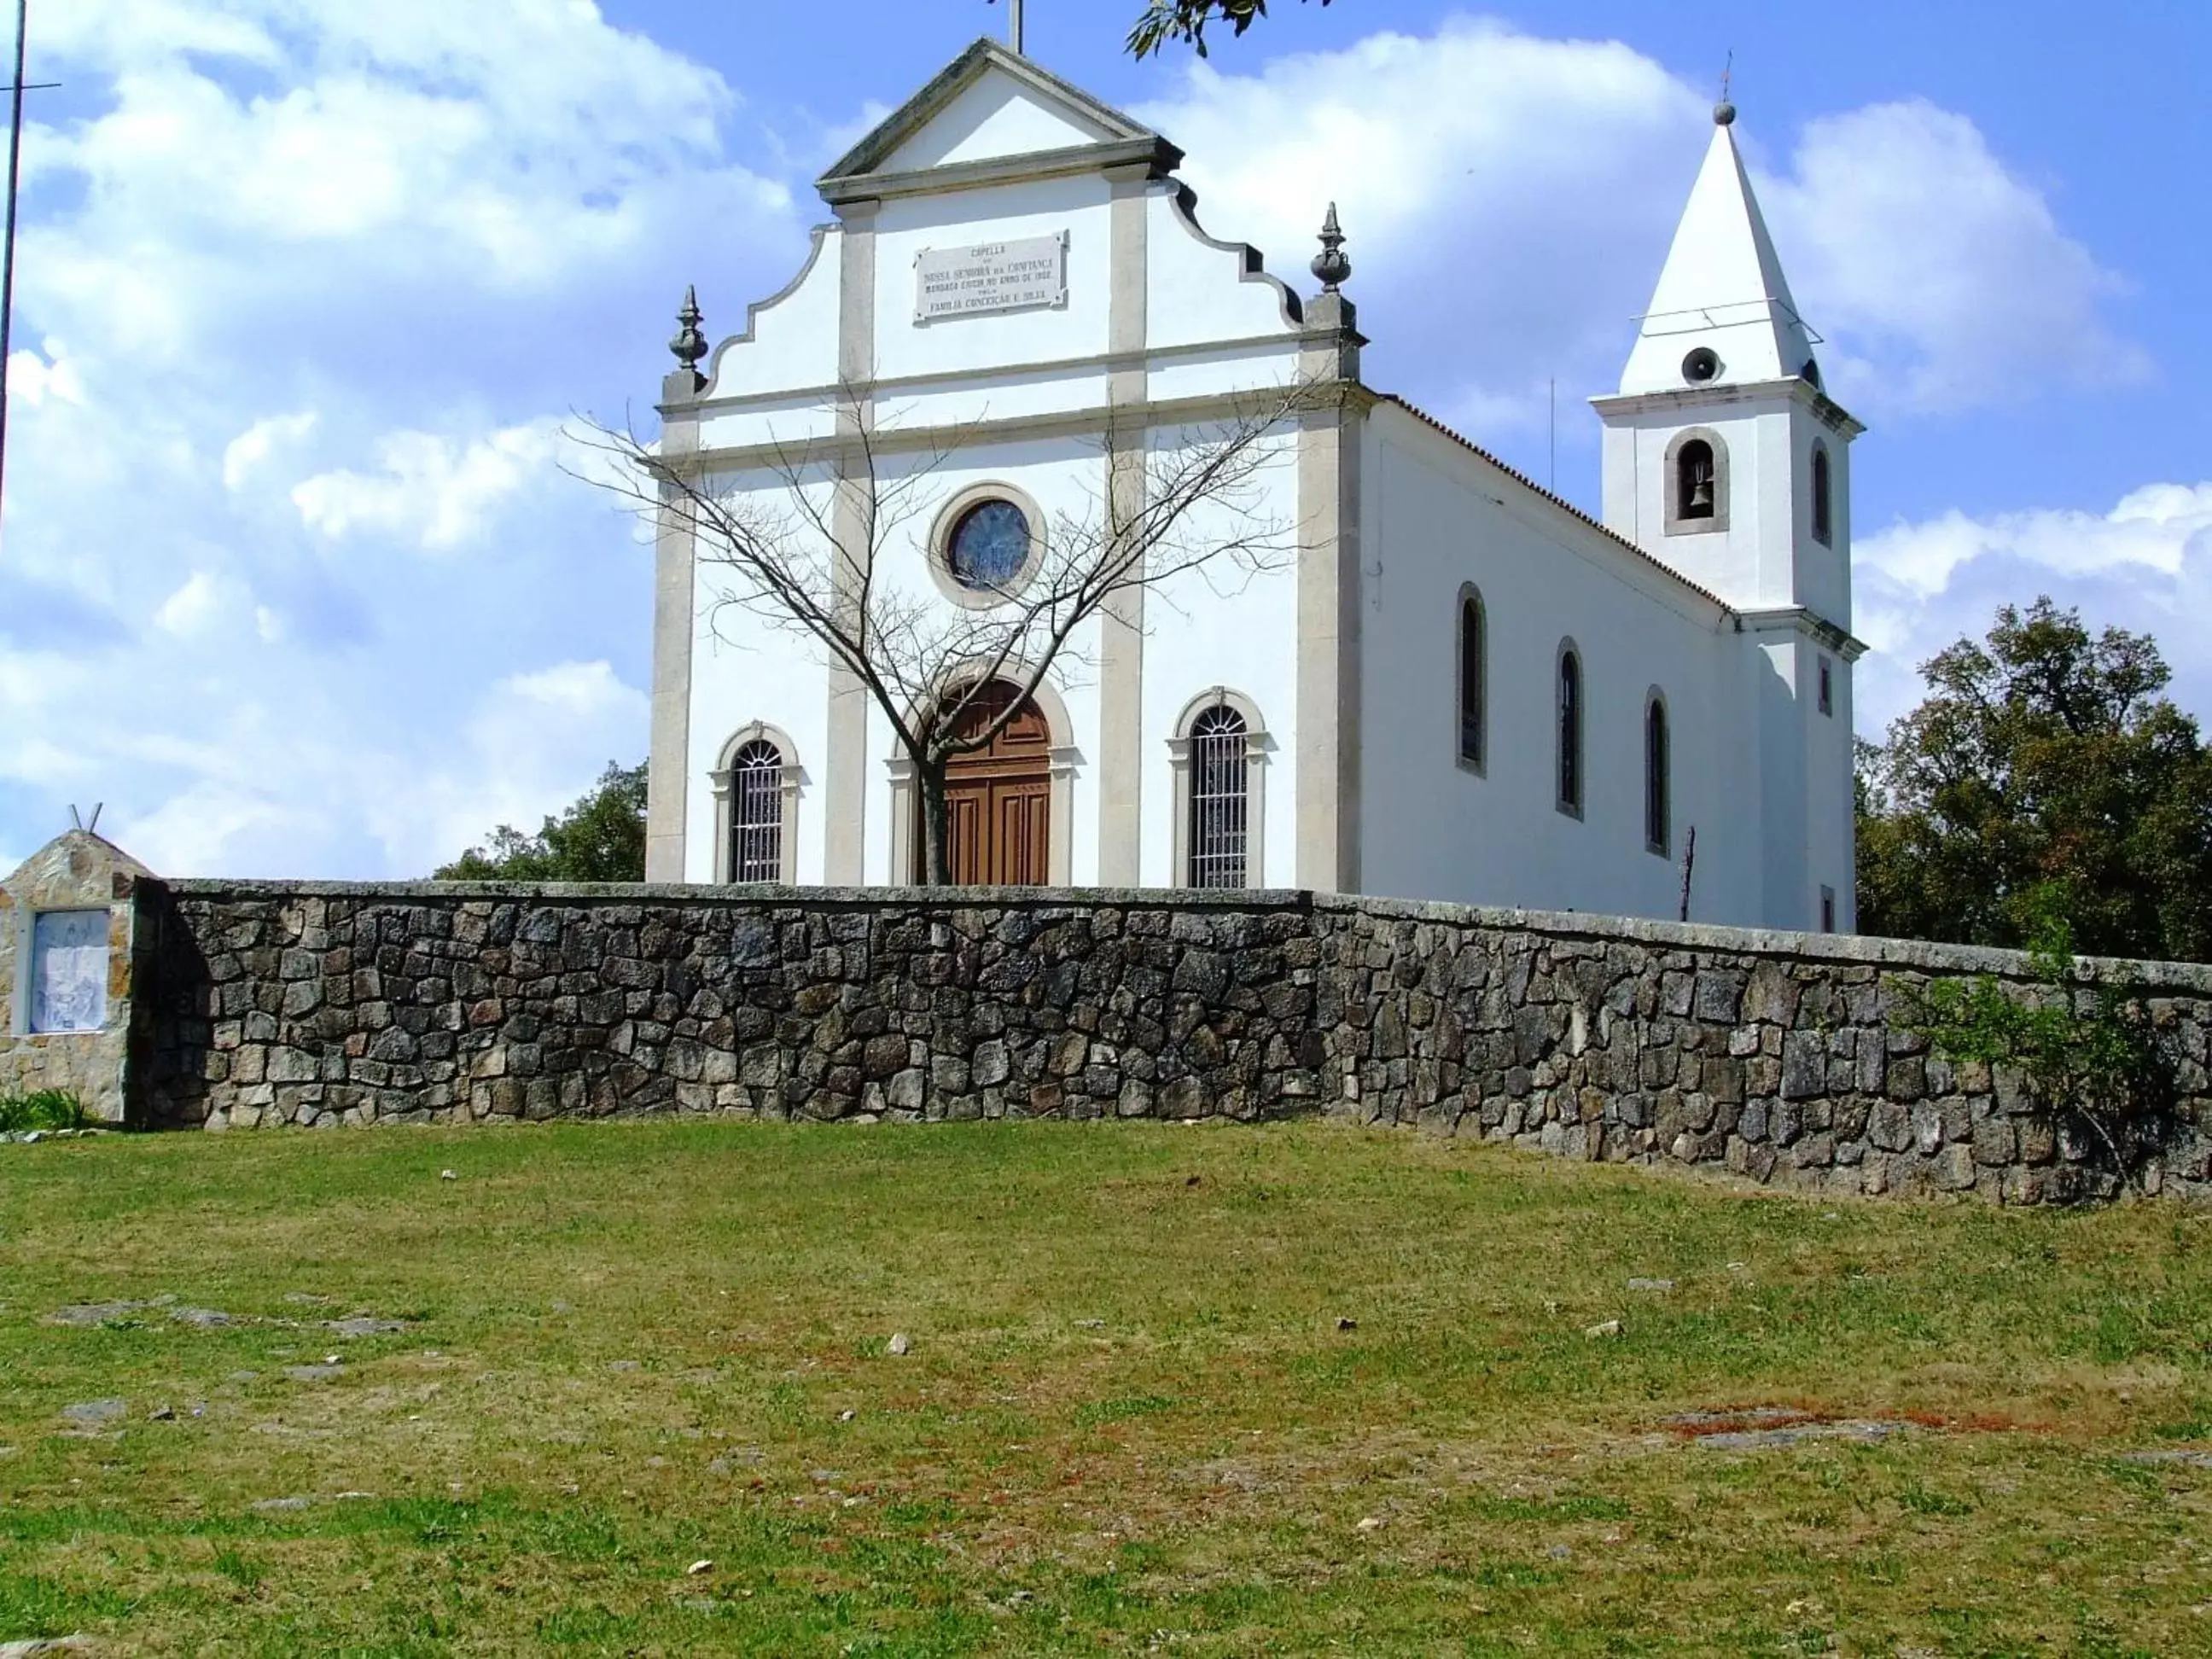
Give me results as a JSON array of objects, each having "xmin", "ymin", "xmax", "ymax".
[{"xmin": 644, "ymin": 37, "xmax": 1864, "ymax": 931}]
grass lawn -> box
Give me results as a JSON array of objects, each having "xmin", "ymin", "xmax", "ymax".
[{"xmin": 2, "ymin": 1121, "xmax": 2209, "ymax": 1656}]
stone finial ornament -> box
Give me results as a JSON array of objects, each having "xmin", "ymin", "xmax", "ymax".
[
  {"xmin": 1310, "ymin": 202, "xmax": 1350, "ymax": 293},
  {"xmin": 669, "ymin": 285, "xmax": 707, "ymax": 372}
]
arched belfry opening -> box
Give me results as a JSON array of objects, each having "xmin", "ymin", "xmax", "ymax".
[
  {"xmin": 1677, "ymin": 439, "xmax": 1715, "ymax": 521},
  {"xmin": 1661, "ymin": 428, "xmax": 1730, "ymax": 537}
]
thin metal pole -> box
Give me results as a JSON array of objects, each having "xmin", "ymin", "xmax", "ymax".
[
  {"xmin": 0, "ymin": 0, "xmax": 28, "ymax": 538},
  {"xmin": 1008, "ymin": 0, "xmax": 1023, "ymax": 53}
]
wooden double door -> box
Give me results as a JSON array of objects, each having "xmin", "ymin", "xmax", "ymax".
[{"xmin": 934, "ymin": 680, "xmax": 1051, "ymax": 886}]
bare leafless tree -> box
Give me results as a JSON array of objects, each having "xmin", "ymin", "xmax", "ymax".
[{"xmin": 577, "ymin": 379, "xmax": 1324, "ymax": 884}]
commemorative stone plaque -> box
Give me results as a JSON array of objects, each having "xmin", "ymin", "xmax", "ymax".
[
  {"xmin": 28, "ymin": 909, "xmax": 108, "ymax": 1033},
  {"xmin": 915, "ymin": 231, "xmax": 1069, "ymax": 323}
]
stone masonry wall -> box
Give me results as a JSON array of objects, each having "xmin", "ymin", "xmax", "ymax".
[{"xmin": 133, "ymin": 881, "xmax": 2212, "ymax": 1204}]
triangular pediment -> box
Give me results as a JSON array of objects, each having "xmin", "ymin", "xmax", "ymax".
[{"xmin": 819, "ymin": 38, "xmax": 1179, "ymax": 203}]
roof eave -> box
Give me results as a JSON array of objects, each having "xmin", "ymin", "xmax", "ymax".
[
  {"xmin": 1589, "ymin": 377, "xmax": 1865, "ymax": 439},
  {"xmin": 820, "ymin": 134, "xmax": 1184, "ymax": 208}
]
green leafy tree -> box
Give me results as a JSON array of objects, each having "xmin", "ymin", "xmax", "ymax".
[
  {"xmin": 1858, "ymin": 598, "xmax": 2212, "ymax": 963},
  {"xmin": 435, "ymin": 761, "xmax": 648, "ymax": 883},
  {"xmin": 1123, "ymin": 0, "xmax": 1334, "ymax": 58}
]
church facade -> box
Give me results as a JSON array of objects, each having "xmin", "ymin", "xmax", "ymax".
[{"xmin": 644, "ymin": 38, "xmax": 1864, "ymax": 931}]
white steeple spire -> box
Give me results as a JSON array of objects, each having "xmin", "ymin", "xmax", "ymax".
[{"xmin": 1618, "ymin": 102, "xmax": 1819, "ymax": 396}]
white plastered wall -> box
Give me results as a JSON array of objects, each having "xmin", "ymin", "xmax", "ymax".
[
  {"xmin": 1134, "ymin": 422, "xmax": 1303, "ymax": 890},
  {"xmin": 1357, "ymin": 405, "xmax": 1772, "ymax": 927},
  {"xmin": 682, "ymin": 469, "xmax": 838, "ymax": 886}
]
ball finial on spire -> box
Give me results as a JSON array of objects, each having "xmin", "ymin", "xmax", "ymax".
[
  {"xmin": 1310, "ymin": 202, "xmax": 1350, "ymax": 293},
  {"xmin": 1713, "ymin": 100, "xmax": 1736, "ymax": 126},
  {"xmin": 669, "ymin": 285, "xmax": 707, "ymax": 372}
]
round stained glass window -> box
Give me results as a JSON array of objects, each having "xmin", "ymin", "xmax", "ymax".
[{"xmin": 946, "ymin": 498, "xmax": 1031, "ymax": 591}]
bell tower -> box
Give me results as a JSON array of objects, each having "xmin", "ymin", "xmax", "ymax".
[
  {"xmin": 1590, "ymin": 97, "xmax": 1860, "ymax": 622},
  {"xmin": 1590, "ymin": 97, "xmax": 1867, "ymax": 933}
]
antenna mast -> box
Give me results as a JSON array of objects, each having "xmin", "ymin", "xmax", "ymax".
[{"xmin": 0, "ymin": 0, "xmax": 58, "ymax": 555}]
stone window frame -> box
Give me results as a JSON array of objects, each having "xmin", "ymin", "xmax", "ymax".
[
  {"xmin": 1555, "ymin": 638, "xmax": 1585, "ymax": 822},
  {"xmin": 1644, "ymin": 686, "xmax": 1670, "ymax": 859},
  {"xmin": 708, "ymin": 721, "xmax": 802, "ymax": 885},
  {"xmin": 1664, "ymin": 427, "xmax": 1729, "ymax": 537},
  {"xmin": 885, "ymin": 666, "xmax": 1077, "ymax": 887},
  {"xmin": 1168, "ymin": 686, "xmax": 1270, "ymax": 889},
  {"xmin": 1455, "ymin": 582, "xmax": 1487, "ymax": 776},
  {"xmin": 1810, "ymin": 439, "xmax": 1834, "ymax": 547},
  {"xmin": 923, "ymin": 480, "xmax": 1050, "ymax": 612}
]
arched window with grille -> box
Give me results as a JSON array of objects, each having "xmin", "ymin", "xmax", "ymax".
[
  {"xmin": 1557, "ymin": 642, "xmax": 1583, "ymax": 818},
  {"xmin": 1644, "ymin": 692, "xmax": 1670, "ymax": 856},
  {"xmin": 1187, "ymin": 705, "xmax": 1249, "ymax": 888},
  {"xmin": 1457, "ymin": 585, "xmax": 1487, "ymax": 771},
  {"xmin": 729, "ymin": 739, "xmax": 785, "ymax": 883},
  {"xmin": 712, "ymin": 723, "xmax": 800, "ymax": 884},
  {"xmin": 1170, "ymin": 690, "xmax": 1268, "ymax": 889},
  {"xmin": 1811, "ymin": 442, "xmax": 1833, "ymax": 545}
]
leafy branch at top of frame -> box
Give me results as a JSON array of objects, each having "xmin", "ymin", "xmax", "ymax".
[{"xmin": 1124, "ymin": 0, "xmax": 1335, "ymax": 60}]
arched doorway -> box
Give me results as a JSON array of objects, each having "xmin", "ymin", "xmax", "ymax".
[{"xmin": 934, "ymin": 679, "xmax": 1051, "ymax": 885}]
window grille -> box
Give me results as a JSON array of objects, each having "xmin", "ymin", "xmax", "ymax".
[
  {"xmin": 1458, "ymin": 592, "xmax": 1486, "ymax": 769},
  {"xmin": 1557, "ymin": 649, "xmax": 1583, "ymax": 815},
  {"xmin": 730, "ymin": 739, "xmax": 784, "ymax": 883},
  {"xmin": 1187, "ymin": 705, "xmax": 1249, "ymax": 888},
  {"xmin": 1645, "ymin": 697, "xmax": 1669, "ymax": 854}
]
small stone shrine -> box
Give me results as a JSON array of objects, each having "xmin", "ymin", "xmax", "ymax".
[{"xmin": 0, "ymin": 827, "xmax": 156, "ymax": 1122}]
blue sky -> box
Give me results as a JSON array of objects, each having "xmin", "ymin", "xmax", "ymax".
[{"xmin": 3, "ymin": 0, "xmax": 2207, "ymax": 876}]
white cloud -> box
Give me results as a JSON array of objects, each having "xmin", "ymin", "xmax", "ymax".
[
  {"xmin": 1759, "ymin": 102, "xmax": 2150, "ymax": 414},
  {"xmin": 495, "ymin": 660, "xmax": 643, "ymax": 719},
  {"xmin": 7, "ymin": 345, "xmax": 86, "ymax": 408},
  {"xmin": 1137, "ymin": 22, "xmax": 2142, "ymax": 429},
  {"xmin": 1856, "ymin": 482, "xmax": 2212, "ymax": 736},
  {"xmin": 222, "ymin": 410, "xmax": 319, "ymax": 492},
  {"xmin": 0, "ymin": 0, "xmax": 805, "ymax": 877},
  {"xmin": 1138, "ymin": 20, "xmax": 1702, "ymax": 432},
  {"xmin": 154, "ymin": 572, "xmax": 222, "ymax": 637},
  {"xmin": 291, "ymin": 419, "xmax": 565, "ymax": 550}
]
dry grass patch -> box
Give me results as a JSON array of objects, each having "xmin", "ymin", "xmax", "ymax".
[{"xmin": 2, "ymin": 1119, "xmax": 2209, "ymax": 1654}]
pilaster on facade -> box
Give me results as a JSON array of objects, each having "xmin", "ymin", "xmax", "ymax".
[
  {"xmin": 1294, "ymin": 292, "xmax": 1366, "ymax": 895},
  {"xmin": 644, "ymin": 377, "xmax": 703, "ymax": 886}
]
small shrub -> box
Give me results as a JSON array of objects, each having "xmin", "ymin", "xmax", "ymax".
[
  {"xmin": 0, "ymin": 1090, "xmax": 90, "ymax": 1133},
  {"xmin": 1895, "ymin": 885, "xmax": 2175, "ymax": 1192}
]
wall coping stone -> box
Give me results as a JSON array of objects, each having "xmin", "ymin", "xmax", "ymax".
[{"xmin": 149, "ymin": 878, "xmax": 2212, "ymax": 993}]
